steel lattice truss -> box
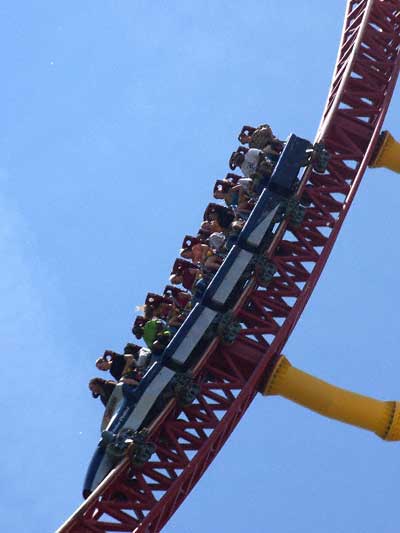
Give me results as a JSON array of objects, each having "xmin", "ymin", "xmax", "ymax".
[{"xmin": 59, "ymin": 1, "xmax": 400, "ymax": 531}]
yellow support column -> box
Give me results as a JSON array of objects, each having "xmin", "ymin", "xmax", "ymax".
[
  {"xmin": 262, "ymin": 355, "xmax": 400, "ymax": 441},
  {"xmin": 369, "ymin": 130, "xmax": 400, "ymax": 172}
]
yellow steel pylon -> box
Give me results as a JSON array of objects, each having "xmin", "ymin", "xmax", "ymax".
[
  {"xmin": 262, "ymin": 355, "xmax": 400, "ymax": 441},
  {"xmin": 369, "ymin": 130, "xmax": 400, "ymax": 172}
]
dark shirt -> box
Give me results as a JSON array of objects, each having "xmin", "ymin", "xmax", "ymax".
[
  {"xmin": 110, "ymin": 354, "xmax": 142, "ymax": 382},
  {"xmin": 100, "ymin": 381, "xmax": 116, "ymax": 407},
  {"xmin": 216, "ymin": 206, "xmax": 234, "ymax": 229},
  {"xmin": 174, "ymin": 291, "xmax": 191, "ymax": 309},
  {"xmin": 123, "ymin": 367, "xmax": 142, "ymax": 382},
  {"xmin": 110, "ymin": 355, "xmax": 126, "ymax": 381},
  {"xmin": 182, "ymin": 269, "xmax": 197, "ymax": 290}
]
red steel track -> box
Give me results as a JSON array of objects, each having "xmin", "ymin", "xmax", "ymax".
[{"xmin": 58, "ymin": 2, "xmax": 400, "ymax": 531}]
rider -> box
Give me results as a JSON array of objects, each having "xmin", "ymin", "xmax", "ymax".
[
  {"xmin": 213, "ymin": 177, "xmax": 255, "ymax": 218},
  {"xmin": 229, "ymin": 147, "xmax": 274, "ymax": 179},
  {"xmin": 169, "ymin": 259, "xmax": 202, "ymax": 292},
  {"xmin": 96, "ymin": 343, "xmax": 151, "ymax": 381},
  {"xmin": 238, "ymin": 124, "xmax": 284, "ymax": 163},
  {"xmin": 143, "ymin": 293, "xmax": 173, "ymax": 321},
  {"xmin": 132, "ymin": 316, "xmax": 172, "ymax": 354},
  {"xmin": 163, "ymin": 285, "xmax": 192, "ymax": 331},
  {"xmin": 88, "ymin": 378, "xmax": 116, "ymax": 407},
  {"xmin": 180, "ymin": 235, "xmax": 223, "ymax": 273}
]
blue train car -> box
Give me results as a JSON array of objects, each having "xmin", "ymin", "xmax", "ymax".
[
  {"xmin": 83, "ymin": 361, "xmax": 175, "ymax": 496},
  {"xmin": 204, "ymin": 134, "xmax": 315, "ymax": 310}
]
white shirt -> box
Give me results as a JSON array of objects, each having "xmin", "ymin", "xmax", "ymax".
[
  {"xmin": 240, "ymin": 148, "xmax": 263, "ymax": 178},
  {"xmin": 209, "ymin": 232, "xmax": 225, "ymax": 251},
  {"xmin": 137, "ymin": 347, "xmax": 152, "ymax": 369},
  {"xmin": 238, "ymin": 177, "xmax": 253, "ymax": 192}
]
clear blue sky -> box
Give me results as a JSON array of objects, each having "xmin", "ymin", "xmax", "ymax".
[{"xmin": 1, "ymin": 2, "xmax": 400, "ymax": 532}]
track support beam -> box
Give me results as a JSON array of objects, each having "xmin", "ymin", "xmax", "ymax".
[
  {"xmin": 262, "ymin": 355, "xmax": 400, "ymax": 441},
  {"xmin": 369, "ymin": 131, "xmax": 400, "ymax": 173}
]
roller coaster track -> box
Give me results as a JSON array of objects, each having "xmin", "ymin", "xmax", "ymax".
[{"xmin": 58, "ymin": 2, "xmax": 400, "ymax": 531}]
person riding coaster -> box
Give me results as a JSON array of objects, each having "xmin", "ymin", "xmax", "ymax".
[
  {"xmin": 96, "ymin": 343, "xmax": 152, "ymax": 381},
  {"xmin": 169, "ymin": 258, "xmax": 202, "ymax": 291},
  {"xmin": 168, "ymin": 261, "xmax": 206, "ymax": 310},
  {"xmin": 142, "ymin": 292, "xmax": 173, "ymax": 321},
  {"xmin": 238, "ymin": 123, "xmax": 285, "ymax": 162},
  {"xmin": 163, "ymin": 285, "xmax": 192, "ymax": 310},
  {"xmin": 213, "ymin": 177, "xmax": 256, "ymax": 217},
  {"xmin": 132, "ymin": 315, "xmax": 173, "ymax": 355},
  {"xmin": 238, "ymin": 123, "xmax": 274, "ymax": 145},
  {"xmin": 203, "ymin": 203, "xmax": 235, "ymax": 233},
  {"xmin": 180, "ymin": 234, "xmax": 223, "ymax": 272},
  {"xmin": 213, "ymin": 178, "xmax": 240, "ymax": 207},
  {"xmin": 200, "ymin": 203, "xmax": 239, "ymax": 250},
  {"xmin": 89, "ymin": 378, "xmax": 117, "ymax": 407},
  {"xmin": 229, "ymin": 146, "xmax": 274, "ymax": 192},
  {"xmin": 163, "ymin": 285, "xmax": 192, "ymax": 329}
]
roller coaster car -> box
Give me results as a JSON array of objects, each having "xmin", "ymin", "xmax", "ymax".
[
  {"xmin": 83, "ymin": 361, "xmax": 177, "ymax": 496},
  {"xmin": 83, "ymin": 133, "xmax": 328, "ymax": 498},
  {"xmin": 237, "ymin": 134, "xmax": 316, "ymax": 249},
  {"xmin": 203, "ymin": 134, "xmax": 318, "ymax": 310},
  {"xmin": 84, "ymin": 306, "xmax": 229, "ymax": 495},
  {"xmin": 163, "ymin": 303, "xmax": 219, "ymax": 369}
]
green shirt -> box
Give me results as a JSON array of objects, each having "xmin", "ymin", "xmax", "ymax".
[{"xmin": 143, "ymin": 319, "xmax": 161, "ymax": 348}]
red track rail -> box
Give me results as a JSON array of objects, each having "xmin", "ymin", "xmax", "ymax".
[{"xmin": 58, "ymin": 2, "xmax": 400, "ymax": 531}]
